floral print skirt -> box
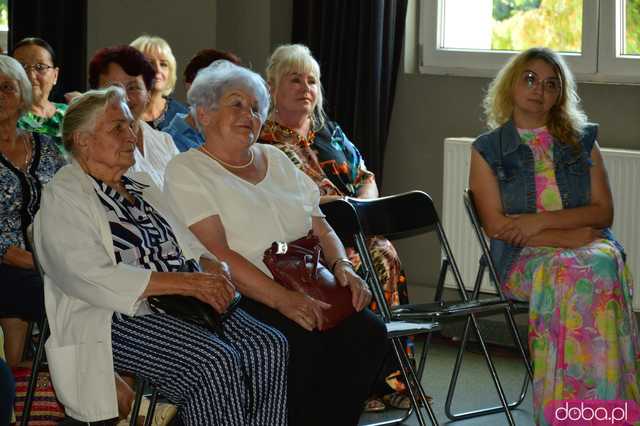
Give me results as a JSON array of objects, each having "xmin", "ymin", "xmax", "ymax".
[{"xmin": 504, "ymin": 239, "xmax": 640, "ymax": 424}]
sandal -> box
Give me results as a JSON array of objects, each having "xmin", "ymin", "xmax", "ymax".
[
  {"xmin": 116, "ymin": 398, "xmax": 177, "ymax": 426},
  {"xmin": 383, "ymin": 391, "xmax": 433, "ymax": 410},
  {"xmin": 363, "ymin": 396, "xmax": 387, "ymax": 412}
]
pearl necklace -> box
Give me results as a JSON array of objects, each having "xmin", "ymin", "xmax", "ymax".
[{"xmin": 200, "ymin": 145, "xmax": 255, "ymax": 169}]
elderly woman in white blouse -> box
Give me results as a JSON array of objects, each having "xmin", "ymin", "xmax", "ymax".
[
  {"xmin": 164, "ymin": 60, "xmax": 387, "ymax": 426},
  {"xmin": 34, "ymin": 86, "xmax": 288, "ymax": 425}
]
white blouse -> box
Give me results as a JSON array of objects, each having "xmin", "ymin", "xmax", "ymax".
[
  {"xmin": 127, "ymin": 121, "xmax": 179, "ymax": 189},
  {"xmin": 164, "ymin": 143, "xmax": 324, "ymax": 276}
]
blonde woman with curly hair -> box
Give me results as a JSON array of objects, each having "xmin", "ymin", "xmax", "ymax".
[
  {"xmin": 130, "ymin": 35, "xmax": 188, "ymax": 130},
  {"xmin": 470, "ymin": 47, "xmax": 640, "ymax": 424}
]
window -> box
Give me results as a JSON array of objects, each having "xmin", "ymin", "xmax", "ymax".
[
  {"xmin": 0, "ymin": 0, "xmax": 7, "ymax": 54},
  {"xmin": 419, "ymin": 0, "xmax": 640, "ymax": 83}
]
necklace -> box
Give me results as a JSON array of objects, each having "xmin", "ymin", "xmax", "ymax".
[
  {"xmin": 200, "ymin": 145, "xmax": 255, "ymax": 169},
  {"xmin": 0, "ymin": 132, "xmax": 31, "ymax": 172},
  {"xmin": 21, "ymin": 133, "xmax": 32, "ymax": 171}
]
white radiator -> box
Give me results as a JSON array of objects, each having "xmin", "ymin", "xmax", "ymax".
[{"xmin": 442, "ymin": 137, "xmax": 640, "ymax": 311}]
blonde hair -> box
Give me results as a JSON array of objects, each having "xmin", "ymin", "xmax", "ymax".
[
  {"xmin": 62, "ymin": 86, "xmax": 131, "ymax": 155},
  {"xmin": 265, "ymin": 44, "xmax": 326, "ymax": 130},
  {"xmin": 130, "ymin": 35, "xmax": 177, "ymax": 97},
  {"xmin": 483, "ymin": 47, "xmax": 587, "ymax": 148}
]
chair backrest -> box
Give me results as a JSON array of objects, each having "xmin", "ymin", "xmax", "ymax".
[
  {"xmin": 347, "ymin": 191, "xmax": 440, "ymax": 240},
  {"xmin": 320, "ymin": 198, "xmax": 395, "ymax": 319},
  {"xmin": 320, "ymin": 198, "xmax": 361, "ymax": 242},
  {"xmin": 348, "ymin": 190, "xmax": 471, "ymax": 307},
  {"xmin": 462, "ymin": 189, "xmax": 505, "ymax": 293}
]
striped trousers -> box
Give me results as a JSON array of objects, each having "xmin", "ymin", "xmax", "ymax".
[{"xmin": 111, "ymin": 308, "xmax": 288, "ymax": 426}]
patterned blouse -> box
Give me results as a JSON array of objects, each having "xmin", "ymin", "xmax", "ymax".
[
  {"xmin": 91, "ymin": 176, "xmax": 188, "ymax": 272},
  {"xmin": 0, "ymin": 133, "xmax": 66, "ymax": 258},
  {"xmin": 152, "ymin": 97, "xmax": 189, "ymax": 131},
  {"xmin": 18, "ymin": 103, "xmax": 68, "ymax": 153},
  {"xmin": 259, "ymin": 120, "xmax": 375, "ymax": 197}
]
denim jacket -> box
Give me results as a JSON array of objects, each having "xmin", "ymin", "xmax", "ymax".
[{"xmin": 472, "ymin": 120, "xmax": 620, "ymax": 283}]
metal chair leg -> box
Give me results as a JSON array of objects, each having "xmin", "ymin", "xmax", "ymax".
[
  {"xmin": 130, "ymin": 377, "xmax": 146, "ymax": 426},
  {"xmin": 20, "ymin": 317, "xmax": 49, "ymax": 426},
  {"xmin": 444, "ymin": 314, "xmax": 527, "ymax": 425},
  {"xmin": 143, "ymin": 388, "xmax": 160, "ymax": 426}
]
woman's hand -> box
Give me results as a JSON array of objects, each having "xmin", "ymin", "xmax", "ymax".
[
  {"xmin": 275, "ymin": 290, "xmax": 331, "ymax": 331},
  {"xmin": 494, "ymin": 214, "xmax": 546, "ymax": 246},
  {"xmin": 182, "ymin": 272, "xmax": 236, "ymax": 314},
  {"xmin": 564, "ymin": 227, "xmax": 602, "ymax": 249},
  {"xmin": 334, "ymin": 263, "xmax": 372, "ymax": 311},
  {"xmin": 2, "ymin": 246, "xmax": 35, "ymax": 270}
]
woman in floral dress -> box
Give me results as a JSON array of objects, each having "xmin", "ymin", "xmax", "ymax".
[{"xmin": 470, "ymin": 47, "xmax": 640, "ymax": 424}]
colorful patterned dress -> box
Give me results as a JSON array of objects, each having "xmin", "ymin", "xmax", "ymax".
[
  {"xmin": 17, "ymin": 102, "xmax": 68, "ymax": 156},
  {"xmin": 504, "ymin": 127, "xmax": 640, "ymax": 424},
  {"xmin": 259, "ymin": 119, "xmax": 412, "ymax": 394}
]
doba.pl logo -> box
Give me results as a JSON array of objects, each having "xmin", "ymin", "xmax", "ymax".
[{"xmin": 544, "ymin": 400, "xmax": 640, "ymax": 425}]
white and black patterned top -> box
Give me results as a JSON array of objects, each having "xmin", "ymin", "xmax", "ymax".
[
  {"xmin": 0, "ymin": 133, "xmax": 66, "ymax": 257},
  {"xmin": 91, "ymin": 176, "xmax": 188, "ymax": 272}
]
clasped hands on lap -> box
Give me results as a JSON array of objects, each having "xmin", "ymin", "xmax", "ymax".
[
  {"xmin": 493, "ymin": 212, "xmax": 604, "ymax": 249},
  {"xmin": 141, "ymin": 257, "xmax": 236, "ymax": 315}
]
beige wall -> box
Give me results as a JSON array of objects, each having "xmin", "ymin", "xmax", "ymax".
[
  {"xmin": 215, "ymin": 0, "xmax": 292, "ymax": 74},
  {"xmin": 87, "ymin": 1, "xmax": 640, "ymax": 288},
  {"xmin": 87, "ymin": 0, "xmax": 217, "ymax": 101},
  {"xmin": 87, "ymin": 0, "xmax": 291, "ymax": 99},
  {"xmin": 383, "ymin": 74, "xmax": 640, "ymax": 286}
]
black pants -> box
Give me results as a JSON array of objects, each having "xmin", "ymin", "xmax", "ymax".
[
  {"xmin": 240, "ymin": 297, "xmax": 388, "ymax": 426},
  {"xmin": 0, "ymin": 264, "xmax": 44, "ymax": 321}
]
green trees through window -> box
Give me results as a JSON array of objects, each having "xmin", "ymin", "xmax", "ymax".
[
  {"xmin": 491, "ymin": 0, "xmax": 582, "ymax": 52},
  {"xmin": 627, "ymin": 0, "xmax": 640, "ymax": 55}
]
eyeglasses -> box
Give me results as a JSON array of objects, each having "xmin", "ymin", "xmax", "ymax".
[
  {"xmin": 0, "ymin": 82, "xmax": 19, "ymax": 94},
  {"xmin": 222, "ymin": 96, "xmax": 262, "ymax": 121},
  {"xmin": 521, "ymin": 71, "xmax": 561, "ymax": 93},
  {"xmin": 22, "ymin": 63, "xmax": 55, "ymax": 75},
  {"xmin": 105, "ymin": 81, "xmax": 146, "ymax": 94}
]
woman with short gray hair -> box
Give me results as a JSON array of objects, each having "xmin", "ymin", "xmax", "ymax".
[
  {"xmin": 0, "ymin": 54, "xmax": 65, "ymax": 368},
  {"xmin": 165, "ymin": 60, "xmax": 387, "ymax": 426},
  {"xmin": 35, "ymin": 85, "xmax": 288, "ymax": 424}
]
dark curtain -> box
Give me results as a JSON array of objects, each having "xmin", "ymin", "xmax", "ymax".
[
  {"xmin": 8, "ymin": 0, "xmax": 88, "ymax": 102},
  {"xmin": 292, "ymin": 0, "xmax": 407, "ymax": 183}
]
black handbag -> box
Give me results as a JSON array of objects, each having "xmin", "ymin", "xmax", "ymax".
[{"xmin": 147, "ymin": 259, "xmax": 241, "ymax": 335}]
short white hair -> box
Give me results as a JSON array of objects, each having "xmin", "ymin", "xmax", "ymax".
[
  {"xmin": 62, "ymin": 86, "xmax": 132, "ymax": 155},
  {"xmin": 187, "ymin": 60, "xmax": 270, "ymax": 124},
  {"xmin": 0, "ymin": 55, "xmax": 33, "ymax": 118}
]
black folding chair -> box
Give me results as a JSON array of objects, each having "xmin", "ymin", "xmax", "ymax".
[
  {"xmin": 25, "ymin": 225, "xmax": 161, "ymax": 426},
  {"xmin": 321, "ymin": 199, "xmax": 441, "ymax": 426},
  {"xmin": 453, "ymin": 189, "xmax": 533, "ymax": 419},
  {"xmin": 345, "ymin": 190, "xmax": 530, "ymax": 425}
]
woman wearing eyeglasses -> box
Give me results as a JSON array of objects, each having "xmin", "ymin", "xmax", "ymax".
[
  {"xmin": 470, "ymin": 47, "xmax": 640, "ymax": 424},
  {"xmin": 0, "ymin": 55, "xmax": 65, "ymax": 368},
  {"xmin": 12, "ymin": 38, "xmax": 67, "ymax": 152},
  {"xmin": 88, "ymin": 45, "xmax": 179, "ymax": 189}
]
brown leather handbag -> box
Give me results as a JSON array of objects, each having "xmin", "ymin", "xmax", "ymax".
[{"xmin": 263, "ymin": 231, "xmax": 355, "ymax": 331}]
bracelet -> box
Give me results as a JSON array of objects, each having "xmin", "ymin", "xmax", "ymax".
[{"xmin": 331, "ymin": 258, "xmax": 354, "ymax": 273}]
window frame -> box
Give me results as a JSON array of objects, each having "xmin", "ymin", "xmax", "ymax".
[{"xmin": 418, "ymin": 0, "xmax": 640, "ymax": 84}]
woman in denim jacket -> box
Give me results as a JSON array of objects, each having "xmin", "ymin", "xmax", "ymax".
[{"xmin": 470, "ymin": 47, "xmax": 640, "ymax": 424}]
